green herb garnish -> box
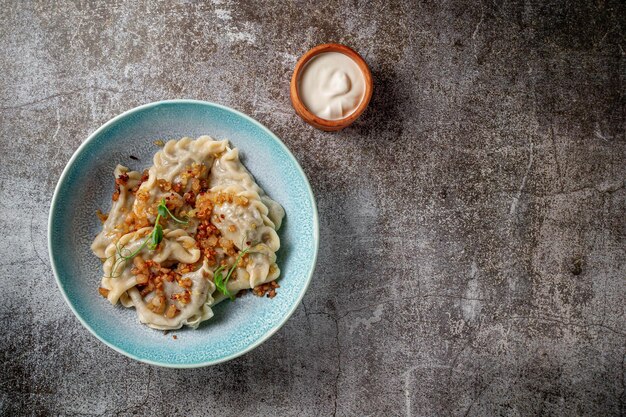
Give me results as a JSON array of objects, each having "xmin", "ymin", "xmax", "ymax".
[
  {"xmin": 214, "ymin": 248, "xmax": 249, "ymax": 301},
  {"xmin": 157, "ymin": 201, "xmax": 188, "ymax": 224}
]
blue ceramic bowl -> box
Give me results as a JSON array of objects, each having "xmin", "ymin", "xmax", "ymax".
[{"xmin": 48, "ymin": 100, "xmax": 318, "ymax": 367}]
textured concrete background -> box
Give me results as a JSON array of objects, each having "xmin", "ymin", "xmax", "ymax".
[{"xmin": 1, "ymin": 0, "xmax": 625, "ymax": 415}]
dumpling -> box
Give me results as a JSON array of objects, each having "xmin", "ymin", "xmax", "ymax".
[
  {"xmin": 100, "ymin": 228, "xmax": 200, "ymax": 298},
  {"xmin": 91, "ymin": 165, "xmax": 145, "ymax": 258},
  {"xmin": 210, "ymin": 147, "xmax": 285, "ymax": 230},
  {"xmin": 128, "ymin": 259, "xmax": 216, "ymax": 330},
  {"xmin": 207, "ymin": 147, "xmax": 284, "ymax": 290}
]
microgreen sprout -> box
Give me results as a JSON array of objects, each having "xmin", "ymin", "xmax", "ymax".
[{"xmin": 214, "ymin": 247, "xmax": 249, "ymax": 301}]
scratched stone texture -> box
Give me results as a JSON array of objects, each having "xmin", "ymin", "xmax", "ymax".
[{"xmin": 0, "ymin": 0, "xmax": 625, "ymax": 416}]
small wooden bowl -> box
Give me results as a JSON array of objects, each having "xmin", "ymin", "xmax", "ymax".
[{"xmin": 290, "ymin": 43, "xmax": 373, "ymax": 131}]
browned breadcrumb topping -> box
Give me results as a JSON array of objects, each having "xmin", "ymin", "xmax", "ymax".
[
  {"xmin": 253, "ymin": 281, "xmax": 279, "ymax": 298},
  {"xmin": 140, "ymin": 169, "xmax": 149, "ymax": 180},
  {"xmin": 236, "ymin": 253, "xmax": 249, "ymax": 268},
  {"xmin": 116, "ymin": 172, "xmax": 129, "ymax": 185},
  {"xmin": 164, "ymin": 194, "xmax": 184, "ymax": 210},
  {"xmin": 96, "ymin": 209, "xmax": 108, "ymax": 223},
  {"xmin": 172, "ymin": 182, "xmax": 183, "ymax": 194},
  {"xmin": 208, "ymin": 191, "xmax": 249, "ymax": 207},
  {"xmin": 195, "ymin": 193, "xmax": 214, "ymax": 219},
  {"xmin": 150, "ymin": 295, "xmax": 166, "ymax": 314},
  {"xmin": 183, "ymin": 191, "xmax": 196, "ymax": 206},
  {"xmin": 112, "ymin": 172, "xmax": 129, "ymax": 201},
  {"xmin": 191, "ymin": 177, "xmax": 201, "ymax": 193},
  {"xmin": 157, "ymin": 178, "xmax": 172, "ymax": 191},
  {"xmin": 179, "ymin": 163, "xmax": 207, "ymax": 187},
  {"xmin": 171, "ymin": 291, "xmax": 191, "ymax": 304},
  {"xmin": 165, "ymin": 304, "xmax": 178, "ymax": 318},
  {"xmin": 135, "ymin": 189, "xmax": 149, "ymax": 202},
  {"xmin": 195, "ymin": 220, "xmax": 221, "ymax": 266},
  {"xmin": 173, "ymin": 335, "xmax": 177, "ymax": 340},
  {"xmin": 111, "ymin": 210, "xmax": 151, "ymax": 240},
  {"xmin": 176, "ymin": 263, "xmax": 196, "ymax": 274}
]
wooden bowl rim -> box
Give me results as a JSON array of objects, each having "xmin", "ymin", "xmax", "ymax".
[{"xmin": 290, "ymin": 43, "xmax": 373, "ymax": 130}]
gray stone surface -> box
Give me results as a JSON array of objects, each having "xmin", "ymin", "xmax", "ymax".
[{"xmin": 1, "ymin": 0, "xmax": 625, "ymax": 415}]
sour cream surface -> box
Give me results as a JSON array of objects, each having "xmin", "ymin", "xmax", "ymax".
[{"xmin": 298, "ymin": 52, "xmax": 365, "ymax": 120}]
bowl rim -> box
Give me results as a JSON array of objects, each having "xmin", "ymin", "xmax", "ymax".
[{"xmin": 47, "ymin": 99, "xmax": 319, "ymax": 368}]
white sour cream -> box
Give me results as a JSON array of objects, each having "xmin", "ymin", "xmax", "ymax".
[{"xmin": 298, "ymin": 52, "xmax": 365, "ymax": 120}]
